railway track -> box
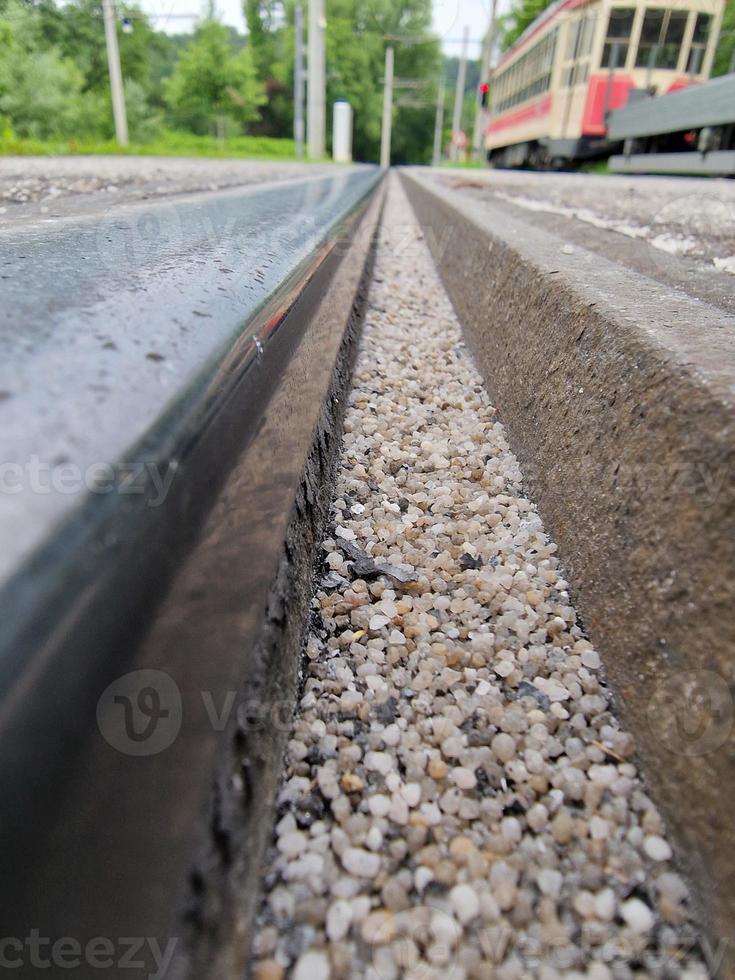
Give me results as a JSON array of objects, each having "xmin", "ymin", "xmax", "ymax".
[
  {"xmin": 1, "ymin": 164, "xmax": 734, "ymax": 979},
  {"xmin": 0, "ymin": 165, "xmax": 384, "ymax": 979}
]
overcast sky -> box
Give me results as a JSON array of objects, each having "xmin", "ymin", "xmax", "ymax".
[{"xmin": 137, "ymin": 0, "xmax": 501, "ymax": 59}]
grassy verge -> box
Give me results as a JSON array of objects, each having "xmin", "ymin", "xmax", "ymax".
[
  {"xmin": 0, "ymin": 130, "xmax": 297, "ymax": 159},
  {"xmin": 440, "ymin": 158, "xmax": 613, "ymax": 175},
  {"xmin": 577, "ymin": 159, "xmax": 610, "ymax": 175},
  {"xmin": 438, "ymin": 157, "xmax": 485, "ymax": 169}
]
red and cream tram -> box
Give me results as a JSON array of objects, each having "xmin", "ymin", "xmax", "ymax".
[{"xmin": 484, "ymin": 0, "xmax": 725, "ymax": 167}]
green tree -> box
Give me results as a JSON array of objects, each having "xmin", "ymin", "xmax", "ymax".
[
  {"xmin": 29, "ymin": 0, "xmax": 170, "ymax": 137},
  {"xmin": 165, "ymin": 18, "xmax": 265, "ymax": 135},
  {"xmin": 324, "ymin": 0, "xmax": 441, "ymax": 162},
  {"xmin": 324, "ymin": 0, "xmax": 384, "ymax": 159},
  {"xmin": 0, "ymin": 0, "xmax": 103, "ymax": 138},
  {"xmin": 372, "ymin": 0, "xmax": 441, "ymax": 162},
  {"xmin": 245, "ymin": 0, "xmax": 284, "ymax": 77},
  {"xmin": 497, "ymin": 0, "xmax": 551, "ymax": 51},
  {"xmin": 244, "ymin": 0, "xmax": 292, "ymax": 137},
  {"xmin": 713, "ymin": 0, "xmax": 735, "ymax": 76},
  {"xmin": 34, "ymin": 0, "xmax": 170, "ymax": 101},
  {"xmin": 241, "ymin": 0, "xmax": 440, "ymax": 161}
]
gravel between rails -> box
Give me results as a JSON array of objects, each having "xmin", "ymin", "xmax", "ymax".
[{"xmin": 250, "ymin": 174, "xmax": 707, "ymax": 980}]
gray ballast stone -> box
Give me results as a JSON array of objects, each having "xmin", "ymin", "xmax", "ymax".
[{"xmin": 400, "ymin": 167, "xmax": 735, "ymax": 978}]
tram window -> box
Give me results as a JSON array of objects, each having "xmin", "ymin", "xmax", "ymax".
[
  {"xmin": 692, "ymin": 11, "xmax": 711, "ymax": 43},
  {"xmin": 601, "ymin": 7, "xmax": 635, "ymax": 67},
  {"xmin": 493, "ymin": 27, "xmax": 557, "ymax": 112},
  {"xmin": 578, "ymin": 15, "xmax": 596, "ymax": 57},
  {"xmin": 560, "ymin": 16, "xmax": 594, "ymax": 88},
  {"xmin": 543, "ymin": 35, "xmax": 555, "ymax": 70},
  {"xmin": 687, "ymin": 13, "xmax": 711, "ymax": 72},
  {"xmin": 660, "ymin": 11, "xmax": 687, "ymax": 67},
  {"xmin": 635, "ymin": 8, "xmax": 664, "ymax": 65},
  {"xmin": 635, "ymin": 9, "xmax": 688, "ymax": 68},
  {"xmin": 566, "ymin": 20, "xmax": 581, "ymax": 60}
]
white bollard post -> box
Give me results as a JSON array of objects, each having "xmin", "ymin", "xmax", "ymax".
[{"xmin": 332, "ymin": 101, "xmax": 353, "ymax": 163}]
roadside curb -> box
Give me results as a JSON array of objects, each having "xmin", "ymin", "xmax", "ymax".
[{"xmin": 401, "ymin": 167, "xmax": 735, "ymax": 971}]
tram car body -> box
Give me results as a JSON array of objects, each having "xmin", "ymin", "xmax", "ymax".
[{"xmin": 484, "ymin": 0, "xmax": 725, "ymax": 167}]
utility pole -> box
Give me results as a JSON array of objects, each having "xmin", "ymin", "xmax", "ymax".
[
  {"xmin": 380, "ymin": 46, "xmax": 394, "ymax": 168},
  {"xmin": 451, "ymin": 25, "xmax": 469, "ymax": 161},
  {"xmin": 294, "ymin": 6, "xmax": 305, "ymax": 156},
  {"xmin": 432, "ymin": 75, "xmax": 445, "ymax": 166},
  {"xmin": 307, "ymin": 0, "xmax": 326, "ymax": 159},
  {"xmin": 102, "ymin": 0, "xmax": 128, "ymax": 146},
  {"xmin": 472, "ymin": 0, "xmax": 497, "ymax": 155}
]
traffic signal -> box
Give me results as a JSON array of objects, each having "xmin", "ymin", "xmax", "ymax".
[{"xmin": 479, "ymin": 83, "xmax": 489, "ymax": 108}]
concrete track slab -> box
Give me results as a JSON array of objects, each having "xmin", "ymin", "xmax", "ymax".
[
  {"xmin": 402, "ymin": 166, "xmax": 735, "ymax": 976},
  {"xmin": 433, "ymin": 167, "xmax": 735, "ymax": 288}
]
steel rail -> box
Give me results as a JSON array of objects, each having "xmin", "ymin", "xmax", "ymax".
[{"xmin": 0, "ymin": 167, "xmax": 383, "ymax": 979}]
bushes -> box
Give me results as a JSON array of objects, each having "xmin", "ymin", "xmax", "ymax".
[
  {"xmin": 0, "ymin": 0, "xmax": 103, "ymax": 139},
  {"xmin": 164, "ymin": 19, "xmax": 265, "ymax": 136},
  {"xmin": 0, "ymin": 0, "xmax": 271, "ymax": 152},
  {"xmin": 0, "ymin": 0, "xmax": 444, "ymax": 162},
  {"xmin": 0, "ymin": 128, "xmax": 296, "ymax": 157}
]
